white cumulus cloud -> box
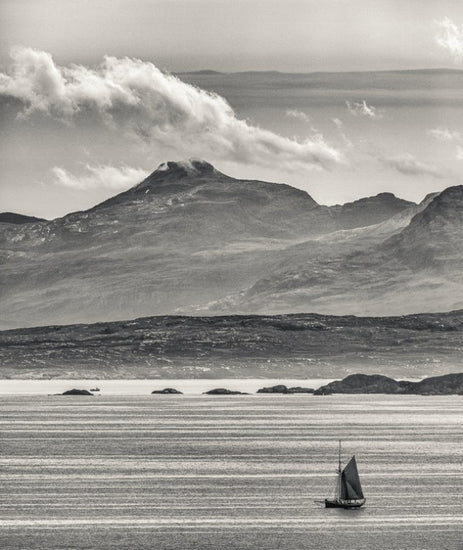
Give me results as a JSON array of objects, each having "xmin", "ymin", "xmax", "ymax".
[
  {"xmin": 435, "ymin": 17, "xmax": 463, "ymax": 62},
  {"xmin": 0, "ymin": 46, "xmax": 343, "ymax": 172},
  {"xmin": 346, "ymin": 100, "xmax": 382, "ymax": 119},
  {"xmin": 51, "ymin": 164, "xmax": 148, "ymax": 190},
  {"xmin": 456, "ymin": 145, "xmax": 463, "ymax": 160}
]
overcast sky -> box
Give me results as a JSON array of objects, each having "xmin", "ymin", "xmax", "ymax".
[
  {"xmin": 1, "ymin": 0, "xmax": 463, "ymax": 217},
  {"xmin": 2, "ymin": 0, "xmax": 463, "ymax": 71}
]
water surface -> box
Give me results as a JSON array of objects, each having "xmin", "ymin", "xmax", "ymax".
[{"xmin": 1, "ymin": 395, "xmax": 462, "ymax": 549}]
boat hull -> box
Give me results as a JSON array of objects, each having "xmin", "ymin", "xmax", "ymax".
[{"xmin": 325, "ymin": 498, "xmax": 365, "ymax": 509}]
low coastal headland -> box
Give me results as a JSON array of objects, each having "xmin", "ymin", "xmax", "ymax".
[
  {"xmin": 1, "ymin": 311, "xmax": 462, "ymax": 380},
  {"xmin": 58, "ymin": 374, "xmax": 463, "ymax": 396},
  {"xmin": 312, "ymin": 373, "xmax": 463, "ymax": 395}
]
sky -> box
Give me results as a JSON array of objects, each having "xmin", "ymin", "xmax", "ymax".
[{"xmin": 1, "ymin": 0, "xmax": 463, "ymax": 218}]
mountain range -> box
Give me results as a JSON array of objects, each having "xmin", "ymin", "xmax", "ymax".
[{"xmin": 1, "ymin": 159, "xmax": 462, "ymax": 329}]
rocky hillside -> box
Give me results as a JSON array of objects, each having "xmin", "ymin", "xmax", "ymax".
[
  {"xmin": 1, "ymin": 160, "xmax": 461, "ymax": 329},
  {"xmin": 0, "ymin": 310, "xmax": 461, "ymax": 379}
]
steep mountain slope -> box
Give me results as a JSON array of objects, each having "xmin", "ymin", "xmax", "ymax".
[
  {"xmin": 384, "ymin": 185, "xmax": 463, "ymax": 273},
  {"xmin": 0, "ymin": 160, "xmax": 459, "ymax": 328}
]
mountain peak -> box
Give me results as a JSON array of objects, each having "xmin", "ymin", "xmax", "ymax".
[
  {"xmin": 412, "ymin": 185, "xmax": 463, "ymax": 227},
  {"xmin": 153, "ymin": 159, "xmax": 217, "ymax": 177},
  {"xmin": 93, "ymin": 159, "xmax": 222, "ymax": 208},
  {"xmin": 385, "ymin": 184, "xmax": 463, "ymax": 270}
]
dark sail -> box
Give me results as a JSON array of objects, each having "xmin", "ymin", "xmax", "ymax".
[{"xmin": 340, "ymin": 456, "xmax": 364, "ymax": 500}]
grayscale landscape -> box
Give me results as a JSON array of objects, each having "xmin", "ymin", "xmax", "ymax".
[{"xmin": 1, "ymin": 1, "xmax": 462, "ymax": 549}]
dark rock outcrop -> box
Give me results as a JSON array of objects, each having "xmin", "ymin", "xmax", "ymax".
[
  {"xmin": 257, "ymin": 384, "xmax": 313, "ymax": 394},
  {"xmin": 411, "ymin": 373, "xmax": 463, "ymax": 395},
  {"xmin": 314, "ymin": 374, "xmax": 405, "ymax": 395},
  {"xmin": 287, "ymin": 386, "xmax": 314, "ymax": 393},
  {"xmin": 314, "ymin": 373, "xmax": 463, "ymax": 395},
  {"xmin": 204, "ymin": 388, "xmax": 248, "ymax": 395},
  {"xmin": 257, "ymin": 384, "xmax": 288, "ymax": 393},
  {"xmin": 151, "ymin": 388, "xmax": 183, "ymax": 394},
  {"xmin": 62, "ymin": 388, "xmax": 93, "ymax": 395}
]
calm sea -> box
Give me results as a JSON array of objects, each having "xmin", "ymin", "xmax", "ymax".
[{"xmin": 1, "ymin": 394, "xmax": 462, "ymax": 549}]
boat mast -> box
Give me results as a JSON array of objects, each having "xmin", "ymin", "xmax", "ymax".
[
  {"xmin": 338, "ymin": 440, "xmax": 341, "ymax": 472},
  {"xmin": 337, "ymin": 440, "xmax": 342, "ymax": 500}
]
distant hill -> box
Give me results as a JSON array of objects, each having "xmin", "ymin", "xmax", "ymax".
[
  {"xmin": 330, "ymin": 193, "xmax": 414, "ymax": 230},
  {"xmin": 176, "ymin": 70, "xmax": 224, "ymax": 75},
  {"xmin": 0, "ymin": 212, "xmax": 46, "ymax": 224},
  {"xmin": 0, "ymin": 310, "xmax": 461, "ymax": 379},
  {"xmin": 0, "ymin": 160, "xmax": 461, "ymax": 329}
]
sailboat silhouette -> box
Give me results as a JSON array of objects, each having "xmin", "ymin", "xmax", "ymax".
[{"xmin": 325, "ymin": 441, "xmax": 366, "ymax": 509}]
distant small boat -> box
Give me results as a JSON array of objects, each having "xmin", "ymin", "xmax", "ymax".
[
  {"xmin": 90, "ymin": 387, "xmax": 100, "ymax": 392},
  {"xmin": 324, "ymin": 441, "xmax": 366, "ymax": 509}
]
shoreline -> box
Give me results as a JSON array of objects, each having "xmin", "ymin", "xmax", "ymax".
[
  {"xmin": 0, "ymin": 378, "xmax": 335, "ymax": 396},
  {"xmin": 2, "ymin": 373, "xmax": 457, "ymax": 396}
]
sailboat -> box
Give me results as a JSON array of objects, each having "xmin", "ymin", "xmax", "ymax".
[{"xmin": 325, "ymin": 441, "xmax": 366, "ymax": 509}]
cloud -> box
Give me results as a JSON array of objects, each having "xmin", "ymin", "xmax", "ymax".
[
  {"xmin": 427, "ymin": 127, "xmax": 461, "ymax": 142},
  {"xmin": 50, "ymin": 164, "xmax": 148, "ymax": 190},
  {"xmin": 0, "ymin": 46, "xmax": 342, "ymax": 172},
  {"xmin": 285, "ymin": 109, "xmax": 310, "ymax": 122},
  {"xmin": 346, "ymin": 100, "xmax": 382, "ymax": 119},
  {"xmin": 456, "ymin": 146, "xmax": 463, "ymax": 160},
  {"xmin": 435, "ymin": 17, "xmax": 463, "ymax": 62},
  {"xmin": 380, "ymin": 153, "xmax": 444, "ymax": 179},
  {"xmin": 331, "ymin": 117, "xmax": 353, "ymax": 148}
]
